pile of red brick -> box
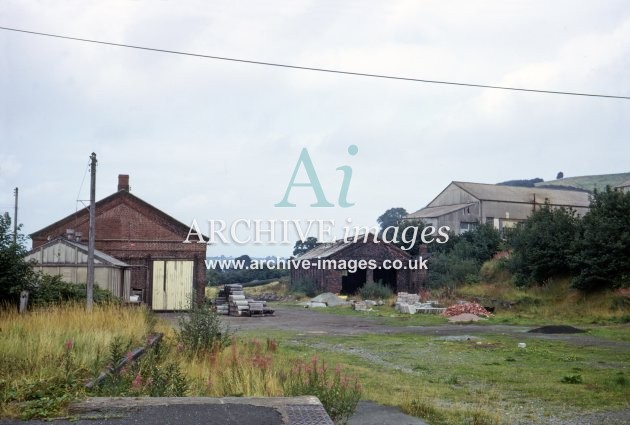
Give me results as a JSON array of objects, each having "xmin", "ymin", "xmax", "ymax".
[{"xmin": 442, "ymin": 302, "xmax": 493, "ymax": 317}]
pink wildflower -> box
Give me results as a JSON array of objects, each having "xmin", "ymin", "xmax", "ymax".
[{"xmin": 131, "ymin": 373, "xmax": 142, "ymax": 389}]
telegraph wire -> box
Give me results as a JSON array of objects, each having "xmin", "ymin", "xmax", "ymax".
[{"xmin": 1, "ymin": 26, "xmax": 629, "ymax": 100}]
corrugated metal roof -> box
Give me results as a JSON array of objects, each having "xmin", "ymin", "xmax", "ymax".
[
  {"xmin": 453, "ymin": 181, "xmax": 591, "ymax": 206},
  {"xmin": 407, "ymin": 203, "xmax": 476, "ymax": 219},
  {"xmin": 297, "ymin": 234, "xmax": 411, "ymax": 260},
  {"xmin": 27, "ymin": 237, "xmax": 129, "ymax": 267},
  {"xmin": 298, "ymin": 240, "xmax": 352, "ymax": 260}
]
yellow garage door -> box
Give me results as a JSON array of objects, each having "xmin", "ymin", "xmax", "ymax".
[{"xmin": 152, "ymin": 260, "xmax": 193, "ymax": 310}]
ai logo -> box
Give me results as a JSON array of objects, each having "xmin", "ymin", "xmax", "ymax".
[{"xmin": 275, "ymin": 145, "xmax": 358, "ymax": 208}]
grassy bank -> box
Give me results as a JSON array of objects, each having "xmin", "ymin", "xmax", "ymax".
[
  {"xmin": 0, "ymin": 304, "xmax": 360, "ymax": 423},
  {"xmin": 0, "ymin": 303, "xmax": 166, "ymax": 418},
  {"xmin": 457, "ymin": 279, "xmax": 630, "ymax": 325}
]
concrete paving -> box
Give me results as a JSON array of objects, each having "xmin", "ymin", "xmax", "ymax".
[{"xmin": 0, "ymin": 397, "xmax": 333, "ymax": 425}]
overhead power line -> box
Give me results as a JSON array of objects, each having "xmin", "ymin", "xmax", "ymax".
[{"xmin": 1, "ymin": 25, "xmax": 629, "ymax": 100}]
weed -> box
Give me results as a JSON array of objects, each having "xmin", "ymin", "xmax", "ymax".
[
  {"xmin": 612, "ymin": 372, "xmax": 627, "ymax": 387},
  {"xmin": 177, "ymin": 306, "xmax": 231, "ymax": 357},
  {"xmin": 358, "ymin": 281, "xmax": 393, "ymax": 300},
  {"xmin": 401, "ymin": 399, "xmax": 446, "ymax": 423},
  {"xmin": 561, "ymin": 374, "xmax": 583, "ymax": 384},
  {"xmin": 290, "ymin": 277, "xmax": 318, "ymax": 297},
  {"xmin": 285, "ymin": 356, "xmax": 361, "ymax": 425},
  {"xmin": 446, "ymin": 375, "xmax": 460, "ymax": 385}
]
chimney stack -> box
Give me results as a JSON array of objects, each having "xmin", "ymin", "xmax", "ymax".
[{"xmin": 118, "ymin": 174, "xmax": 130, "ymax": 191}]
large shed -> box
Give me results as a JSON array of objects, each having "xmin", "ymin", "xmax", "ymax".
[
  {"xmin": 291, "ymin": 238, "xmax": 425, "ymax": 295},
  {"xmin": 30, "ymin": 175, "xmax": 207, "ymax": 310},
  {"xmin": 25, "ymin": 237, "xmax": 131, "ymax": 300},
  {"xmin": 407, "ymin": 181, "xmax": 591, "ymax": 234}
]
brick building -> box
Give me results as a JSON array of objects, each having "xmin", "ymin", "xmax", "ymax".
[
  {"xmin": 290, "ymin": 238, "xmax": 425, "ymax": 295},
  {"xmin": 30, "ymin": 175, "xmax": 206, "ymax": 310}
]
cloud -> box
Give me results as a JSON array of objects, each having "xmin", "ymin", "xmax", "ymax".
[{"xmin": 1, "ymin": 0, "xmax": 629, "ymax": 255}]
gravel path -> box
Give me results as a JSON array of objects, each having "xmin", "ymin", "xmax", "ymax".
[{"xmin": 162, "ymin": 305, "xmax": 630, "ymax": 349}]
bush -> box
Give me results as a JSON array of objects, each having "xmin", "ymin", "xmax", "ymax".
[
  {"xmin": 572, "ymin": 188, "xmax": 630, "ymax": 291},
  {"xmin": 30, "ymin": 275, "xmax": 117, "ymax": 306},
  {"xmin": 428, "ymin": 253, "xmax": 480, "ymax": 288},
  {"xmin": 479, "ymin": 259, "xmax": 510, "ymax": 283},
  {"xmin": 506, "ymin": 205, "xmax": 579, "ymax": 286},
  {"xmin": 0, "ymin": 213, "xmax": 37, "ymax": 303},
  {"xmin": 284, "ymin": 356, "xmax": 361, "ymax": 425},
  {"xmin": 358, "ymin": 281, "xmax": 393, "ymax": 300},
  {"xmin": 289, "ymin": 277, "xmax": 317, "ymax": 297},
  {"xmin": 177, "ymin": 306, "xmax": 231, "ymax": 357}
]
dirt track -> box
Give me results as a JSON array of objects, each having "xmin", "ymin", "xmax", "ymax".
[{"xmin": 162, "ymin": 305, "xmax": 630, "ymax": 349}]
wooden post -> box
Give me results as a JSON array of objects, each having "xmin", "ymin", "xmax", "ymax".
[
  {"xmin": 19, "ymin": 291, "xmax": 29, "ymax": 314},
  {"xmin": 87, "ymin": 153, "xmax": 97, "ymax": 312},
  {"xmin": 13, "ymin": 188, "xmax": 18, "ymax": 244}
]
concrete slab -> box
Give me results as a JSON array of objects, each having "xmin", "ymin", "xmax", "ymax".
[{"xmin": 0, "ymin": 397, "xmax": 333, "ymax": 425}]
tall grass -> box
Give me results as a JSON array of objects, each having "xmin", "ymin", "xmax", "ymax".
[
  {"xmin": 0, "ymin": 303, "xmax": 159, "ymax": 417},
  {"xmin": 0, "ymin": 303, "xmax": 152, "ymax": 375},
  {"xmin": 181, "ymin": 338, "xmax": 362, "ymax": 423},
  {"xmin": 183, "ymin": 338, "xmax": 284, "ymax": 397},
  {"xmin": 1, "ymin": 304, "xmax": 363, "ymax": 422}
]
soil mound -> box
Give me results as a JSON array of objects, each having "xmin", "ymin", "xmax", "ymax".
[{"xmin": 528, "ymin": 325, "xmax": 586, "ymax": 334}]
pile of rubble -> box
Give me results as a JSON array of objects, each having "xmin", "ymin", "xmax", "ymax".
[
  {"xmin": 303, "ymin": 292, "xmax": 348, "ymax": 308},
  {"xmin": 353, "ymin": 299, "xmax": 384, "ymax": 311},
  {"xmin": 395, "ymin": 292, "xmax": 445, "ymax": 314},
  {"xmin": 303, "ymin": 293, "xmax": 386, "ymax": 311},
  {"xmin": 442, "ymin": 302, "xmax": 493, "ymax": 318},
  {"xmin": 215, "ymin": 284, "xmax": 274, "ymax": 317}
]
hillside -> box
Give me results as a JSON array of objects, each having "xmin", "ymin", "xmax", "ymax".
[{"xmin": 535, "ymin": 172, "xmax": 630, "ymax": 192}]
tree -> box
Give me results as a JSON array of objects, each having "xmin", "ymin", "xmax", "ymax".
[
  {"xmin": 293, "ymin": 237, "xmax": 318, "ymax": 256},
  {"xmin": 0, "ymin": 212, "xmax": 37, "ymax": 302},
  {"xmin": 377, "ymin": 207, "xmax": 408, "ymax": 231},
  {"xmin": 451, "ymin": 224, "xmax": 503, "ymax": 264},
  {"xmin": 390, "ymin": 219, "xmax": 428, "ymax": 256},
  {"xmin": 506, "ymin": 204, "xmax": 579, "ymax": 286},
  {"xmin": 497, "ymin": 178, "xmax": 544, "ymax": 187},
  {"xmin": 235, "ymin": 254, "xmax": 252, "ymax": 268},
  {"xmin": 556, "ymin": 171, "xmax": 564, "ymax": 179},
  {"xmin": 427, "ymin": 224, "xmax": 502, "ymax": 288},
  {"xmin": 572, "ymin": 188, "xmax": 630, "ymax": 291}
]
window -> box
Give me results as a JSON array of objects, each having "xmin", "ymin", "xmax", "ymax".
[
  {"xmin": 485, "ymin": 217, "xmax": 494, "ymax": 224},
  {"xmin": 460, "ymin": 222, "xmax": 478, "ymax": 233}
]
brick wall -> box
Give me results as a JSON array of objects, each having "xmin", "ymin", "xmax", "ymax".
[
  {"xmin": 31, "ymin": 190, "xmax": 207, "ymax": 305},
  {"xmin": 291, "ymin": 239, "xmax": 426, "ymax": 295}
]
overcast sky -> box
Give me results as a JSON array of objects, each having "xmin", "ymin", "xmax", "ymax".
[{"xmin": 1, "ymin": 0, "xmax": 629, "ymax": 257}]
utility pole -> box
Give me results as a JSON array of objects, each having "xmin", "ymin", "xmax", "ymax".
[
  {"xmin": 13, "ymin": 187, "xmax": 18, "ymax": 244},
  {"xmin": 87, "ymin": 153, "xmax": 97, "ymax": 312}
]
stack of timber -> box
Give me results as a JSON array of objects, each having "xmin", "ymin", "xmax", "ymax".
[{"xmin": 215, "ymin": 284, "xmax": 275, "ymax": 317}]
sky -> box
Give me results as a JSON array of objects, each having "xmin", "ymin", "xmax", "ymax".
[{"xmin": 1, "ymin": 0, "xmax": 629, "ymax": 257}]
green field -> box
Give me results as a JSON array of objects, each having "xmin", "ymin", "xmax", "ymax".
[{"xmin": 535, "ymin": 172, "xmax": 630, "ymax": 192}]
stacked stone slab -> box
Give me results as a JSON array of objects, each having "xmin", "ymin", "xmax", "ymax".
[
  {"xmin": 214, "ymin": 285, "xmax": 230, "ymax": 315},
  {"xmin": 215, "ymin": 284, "xmax": 275, "ymax": 317},
  {"xmin": 395, "ymin": 292, "xmax": 445, "ymax": 314},
  {"xmin": 228, "ymin": 285, "xmax": 249, "ymax": 316},
  {"xmin": 396, "ymin": 292, "xmax": 420, "ymax": 305}
]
